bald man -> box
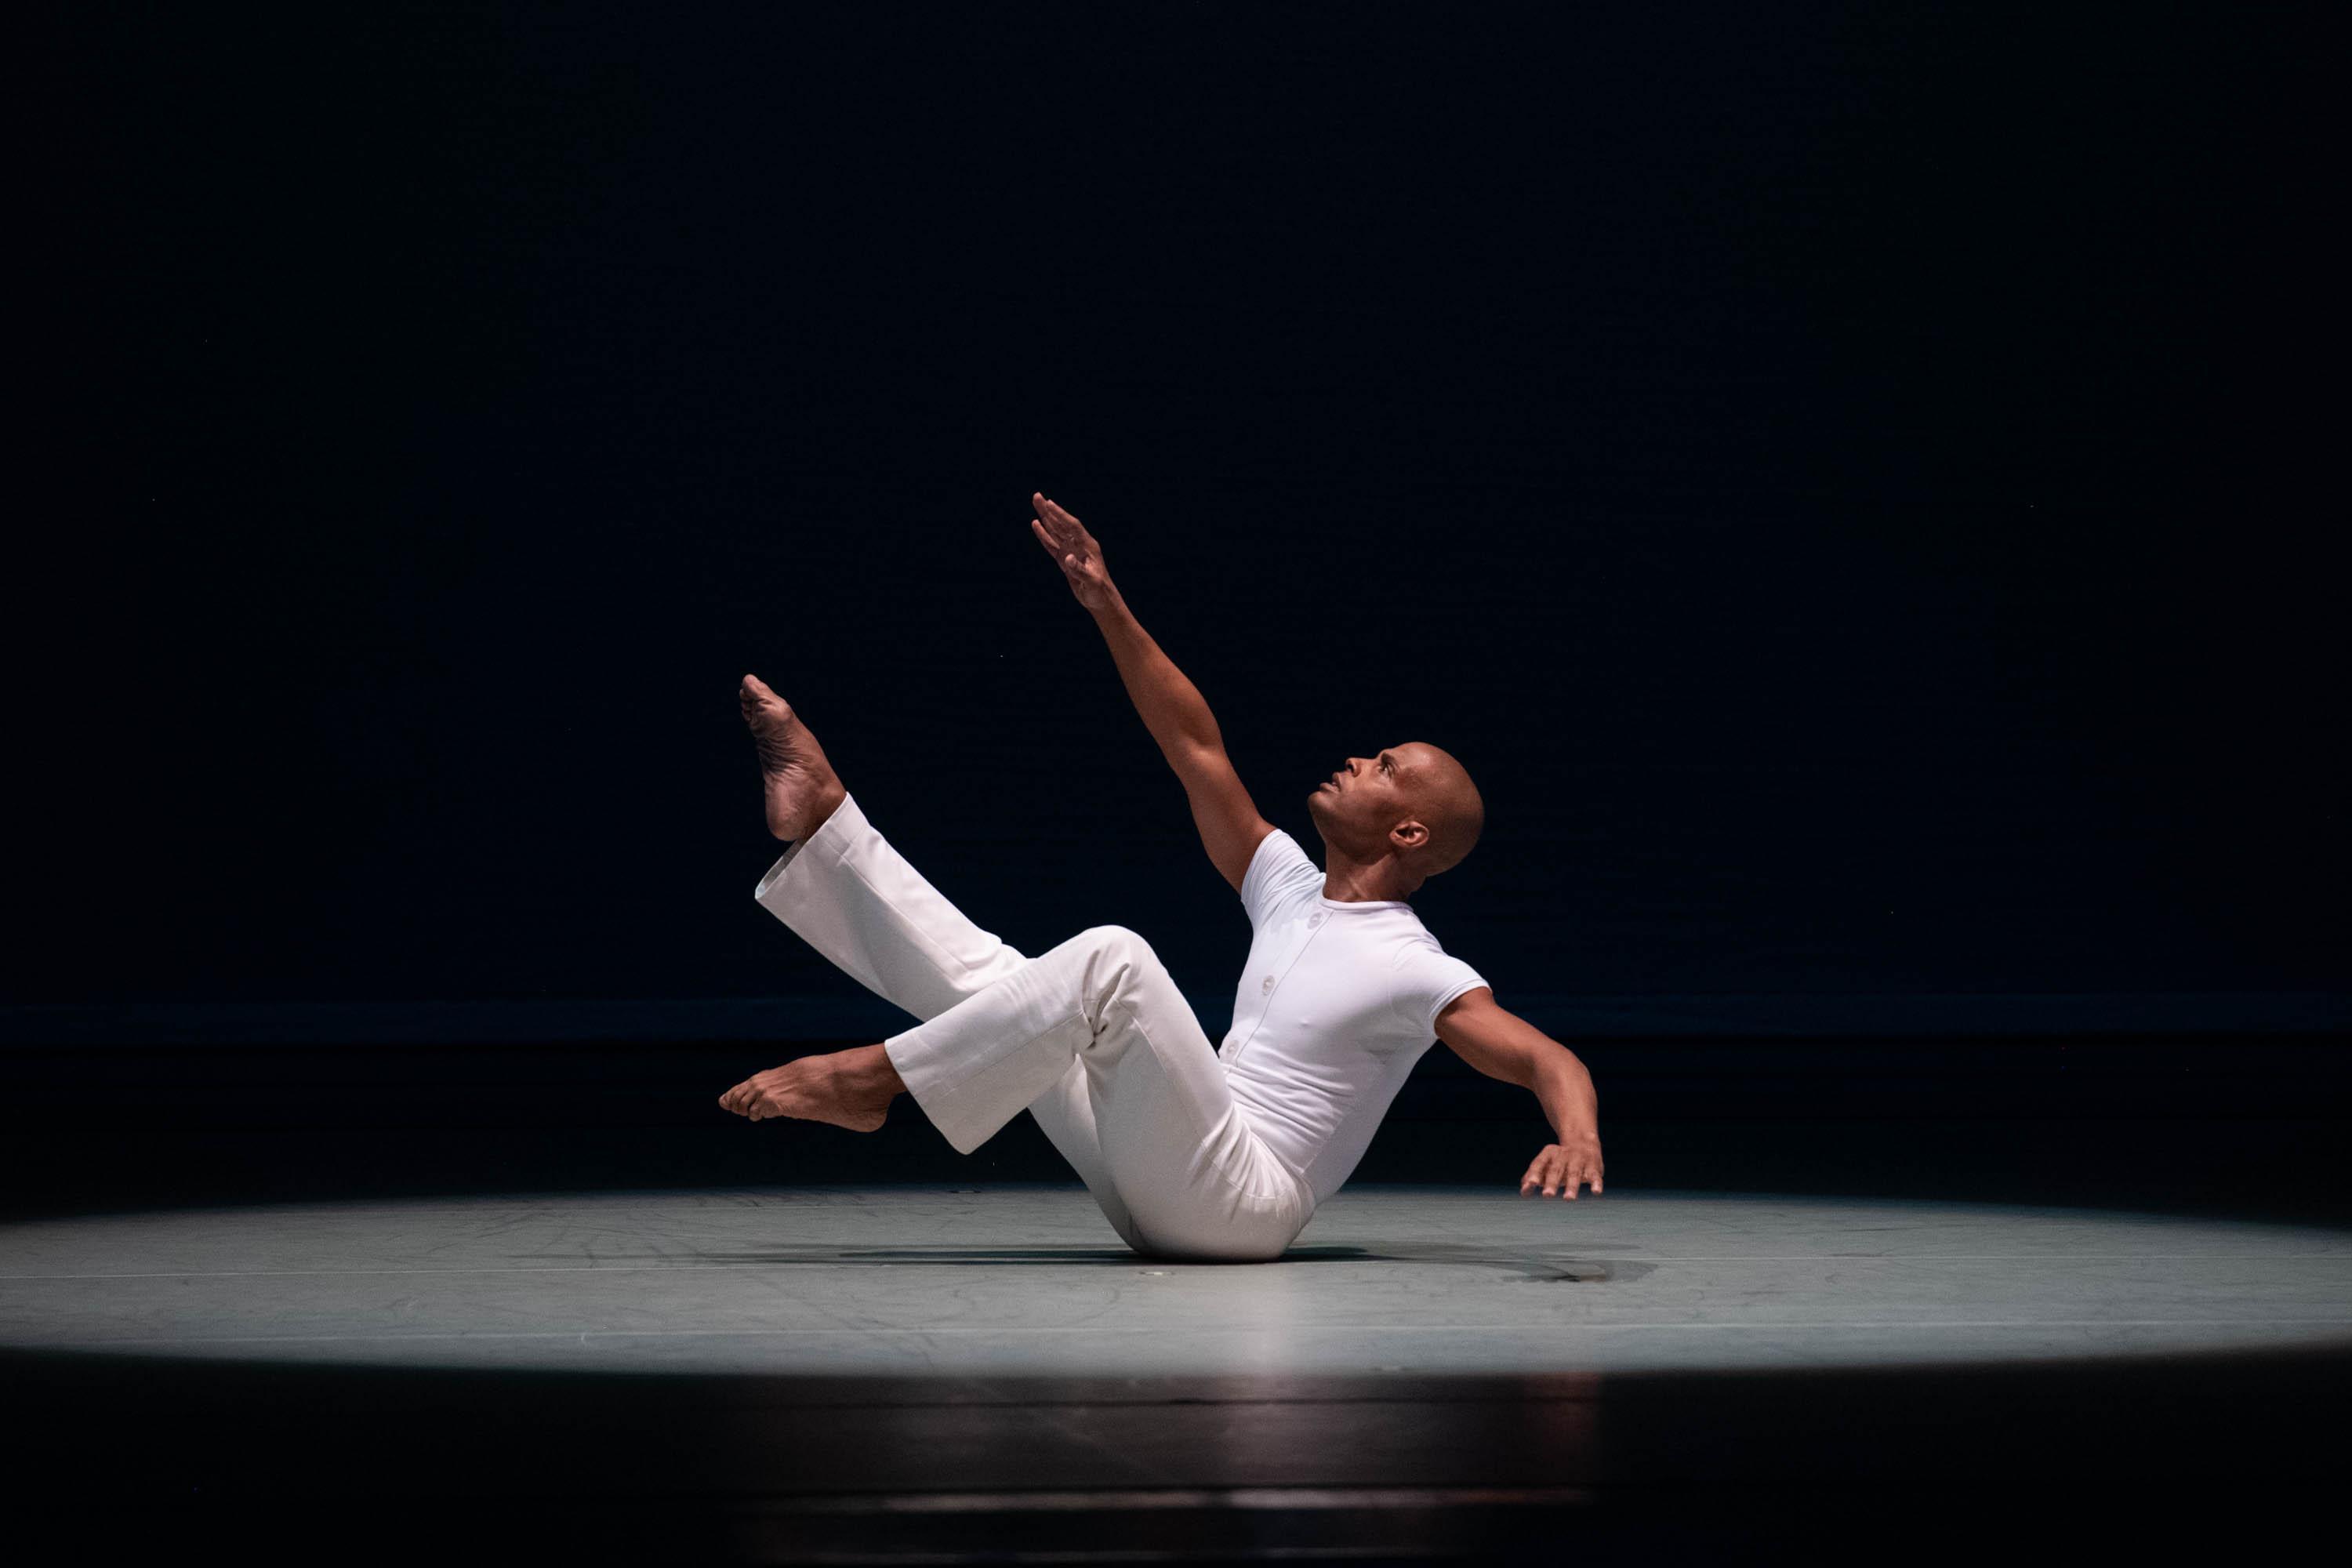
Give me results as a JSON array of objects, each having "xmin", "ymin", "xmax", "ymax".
[{"xmin": 721, "ymin": 494, "xmax": 1603, "ymax": 1261}]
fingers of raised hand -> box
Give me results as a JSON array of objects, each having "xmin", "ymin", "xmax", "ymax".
[
  {"xmin": 1029, "ymin": 494, "xmax": 1063, "ymax": 539},
  {"xmin": 1035, "ymin": 514, "xmax": 1077, "ymax": 564},
  {"xmin": 1035, "ymin": 494, "xmax": 1094, "ymax": 551}
]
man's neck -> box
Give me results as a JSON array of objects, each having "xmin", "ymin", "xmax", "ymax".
[{"xmin": 1321, "ymin": 857, "xmax": 1417, "ymax": 903}]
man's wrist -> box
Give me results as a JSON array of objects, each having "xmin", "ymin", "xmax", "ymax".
[{"xmin": 1528, "ymin": 1055, "xmax": 1599, "ymax": 1145}]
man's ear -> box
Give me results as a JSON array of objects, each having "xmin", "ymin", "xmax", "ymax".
[{"xmin": 1392, "ymin": 821, "xmax": 1428, "ymax": 850}]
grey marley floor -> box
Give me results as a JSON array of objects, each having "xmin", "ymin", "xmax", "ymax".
[
  {"xmin": 6, "ymin": 1184, "xmax": 2347, "ymax": 1374},
  {"xmin": 9, "ymin": 1181, "xmax": 2349, "ymax": 1561}
]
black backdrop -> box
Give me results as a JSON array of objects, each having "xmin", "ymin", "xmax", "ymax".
[{"xmin": 34, "ymin": 5, "xmax": 2339, "ymax": 1044}]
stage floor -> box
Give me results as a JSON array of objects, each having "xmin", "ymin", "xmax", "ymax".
[
  {"xmin": 5, "ymin": 1183, "xmax": 2349, "ymax": 1375},
  {"xmin": 6, "ymin": 1182, "xmax": 2346, "ymax": 1559}
]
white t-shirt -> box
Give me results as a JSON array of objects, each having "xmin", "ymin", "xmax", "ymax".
[{"xmin": 1219, "ymin": 828, "xmax": 1490, "ymax": 1207}]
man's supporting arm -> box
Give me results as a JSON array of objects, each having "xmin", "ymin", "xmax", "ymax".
[
  {"xmin": 1436, "ymin": 988, "xmax": 1605, "ymax": 1197},
  {"xmin": 1528, "ymin": 1048, "xmax": 1602, "ymax": 1148}
]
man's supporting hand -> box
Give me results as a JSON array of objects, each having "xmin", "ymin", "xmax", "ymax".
[
  {"xmin": 1522, "ymin": 1134, "xmax": 1605, "ymax": 1200},
  {"xmin": 1030, "ymin": 492, "xmax": 1117, "ymax": 613},
  {"xmin": 1519, "ymin": 1048, "xmax": 1603, "ymax": 1199}
]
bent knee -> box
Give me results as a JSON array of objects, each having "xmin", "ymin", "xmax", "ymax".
[{"xmin": 1080, "ymin": 923, "xmax": 1156, "ymax": 959}]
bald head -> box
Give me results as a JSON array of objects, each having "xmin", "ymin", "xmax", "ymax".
[
  {"xmin": 1397, "ymin": 742, "xmax": 1484, "ymax": 878},
  {"xmin": 1306, "ymin": 739, "xmax": 1486, "ymax": 897}
]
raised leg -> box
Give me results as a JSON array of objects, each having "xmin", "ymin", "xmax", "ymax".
[
  {"xmin": 742, "ymin": 695, "xmax": 1142, "ymax": 1243},
  {"xmin": 740, "ymin": 674, "xmax": 850, "ymax": 844}
]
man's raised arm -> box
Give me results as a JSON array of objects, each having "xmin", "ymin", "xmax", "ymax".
[{"xmin": 1030, "ymin": 492, "xmax": 1272, "ymax": 893}]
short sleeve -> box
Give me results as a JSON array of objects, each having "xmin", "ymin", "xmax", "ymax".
[
  {"xmin": 1387, "ymin": 943, "xmax": 1489, "ymax": 1041},
  {"xmin": 1240, "ymin": 828, "xmax": 1323, "ymax": 929}
]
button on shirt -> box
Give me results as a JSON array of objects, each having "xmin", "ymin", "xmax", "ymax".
[{"xmin": 1219, "ymin": 829, "xmax": 1489, "ymax": 1207}]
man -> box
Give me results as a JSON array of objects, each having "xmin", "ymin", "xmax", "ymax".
[{"xmin": 720, "ymin": 493, "xmax": 1603, "ymax": 1261}]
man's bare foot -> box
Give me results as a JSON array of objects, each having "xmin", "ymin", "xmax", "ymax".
[
  {"xmin": 739, "ymin": 673, "xmax": 848, "ymax": 842},
  {"xmin": 719, "ymin": 1044, "xmax": 904, "ymax": 1132}
]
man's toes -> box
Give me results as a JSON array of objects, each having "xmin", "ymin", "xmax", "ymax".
[{"xmin": 741, "ymin": 677, "xmax": 796, "ymax": 724}]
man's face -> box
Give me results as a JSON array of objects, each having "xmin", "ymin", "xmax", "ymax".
[{"xmin": 1306, "ymin": 743, "xmax": 1427, "ymax": 855}]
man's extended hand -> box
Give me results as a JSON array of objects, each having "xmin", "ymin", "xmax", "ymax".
[
  {"xmin": 1029, "ymin": 492, "xmax": 1116, "ymax": 612},
  {"xmin": 1521, "ymin": 1135, "xmax": 1604, "ymax": 1200}
]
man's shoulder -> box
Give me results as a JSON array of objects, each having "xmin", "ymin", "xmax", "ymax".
[{"xmin": 1243, "ymin": 829, "xmax": 1323, "ymax": 905}]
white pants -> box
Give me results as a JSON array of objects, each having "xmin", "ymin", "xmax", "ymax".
[{"xmin": 753, "ymin": 791, "xmax": 1315, "ymax": 1263}]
